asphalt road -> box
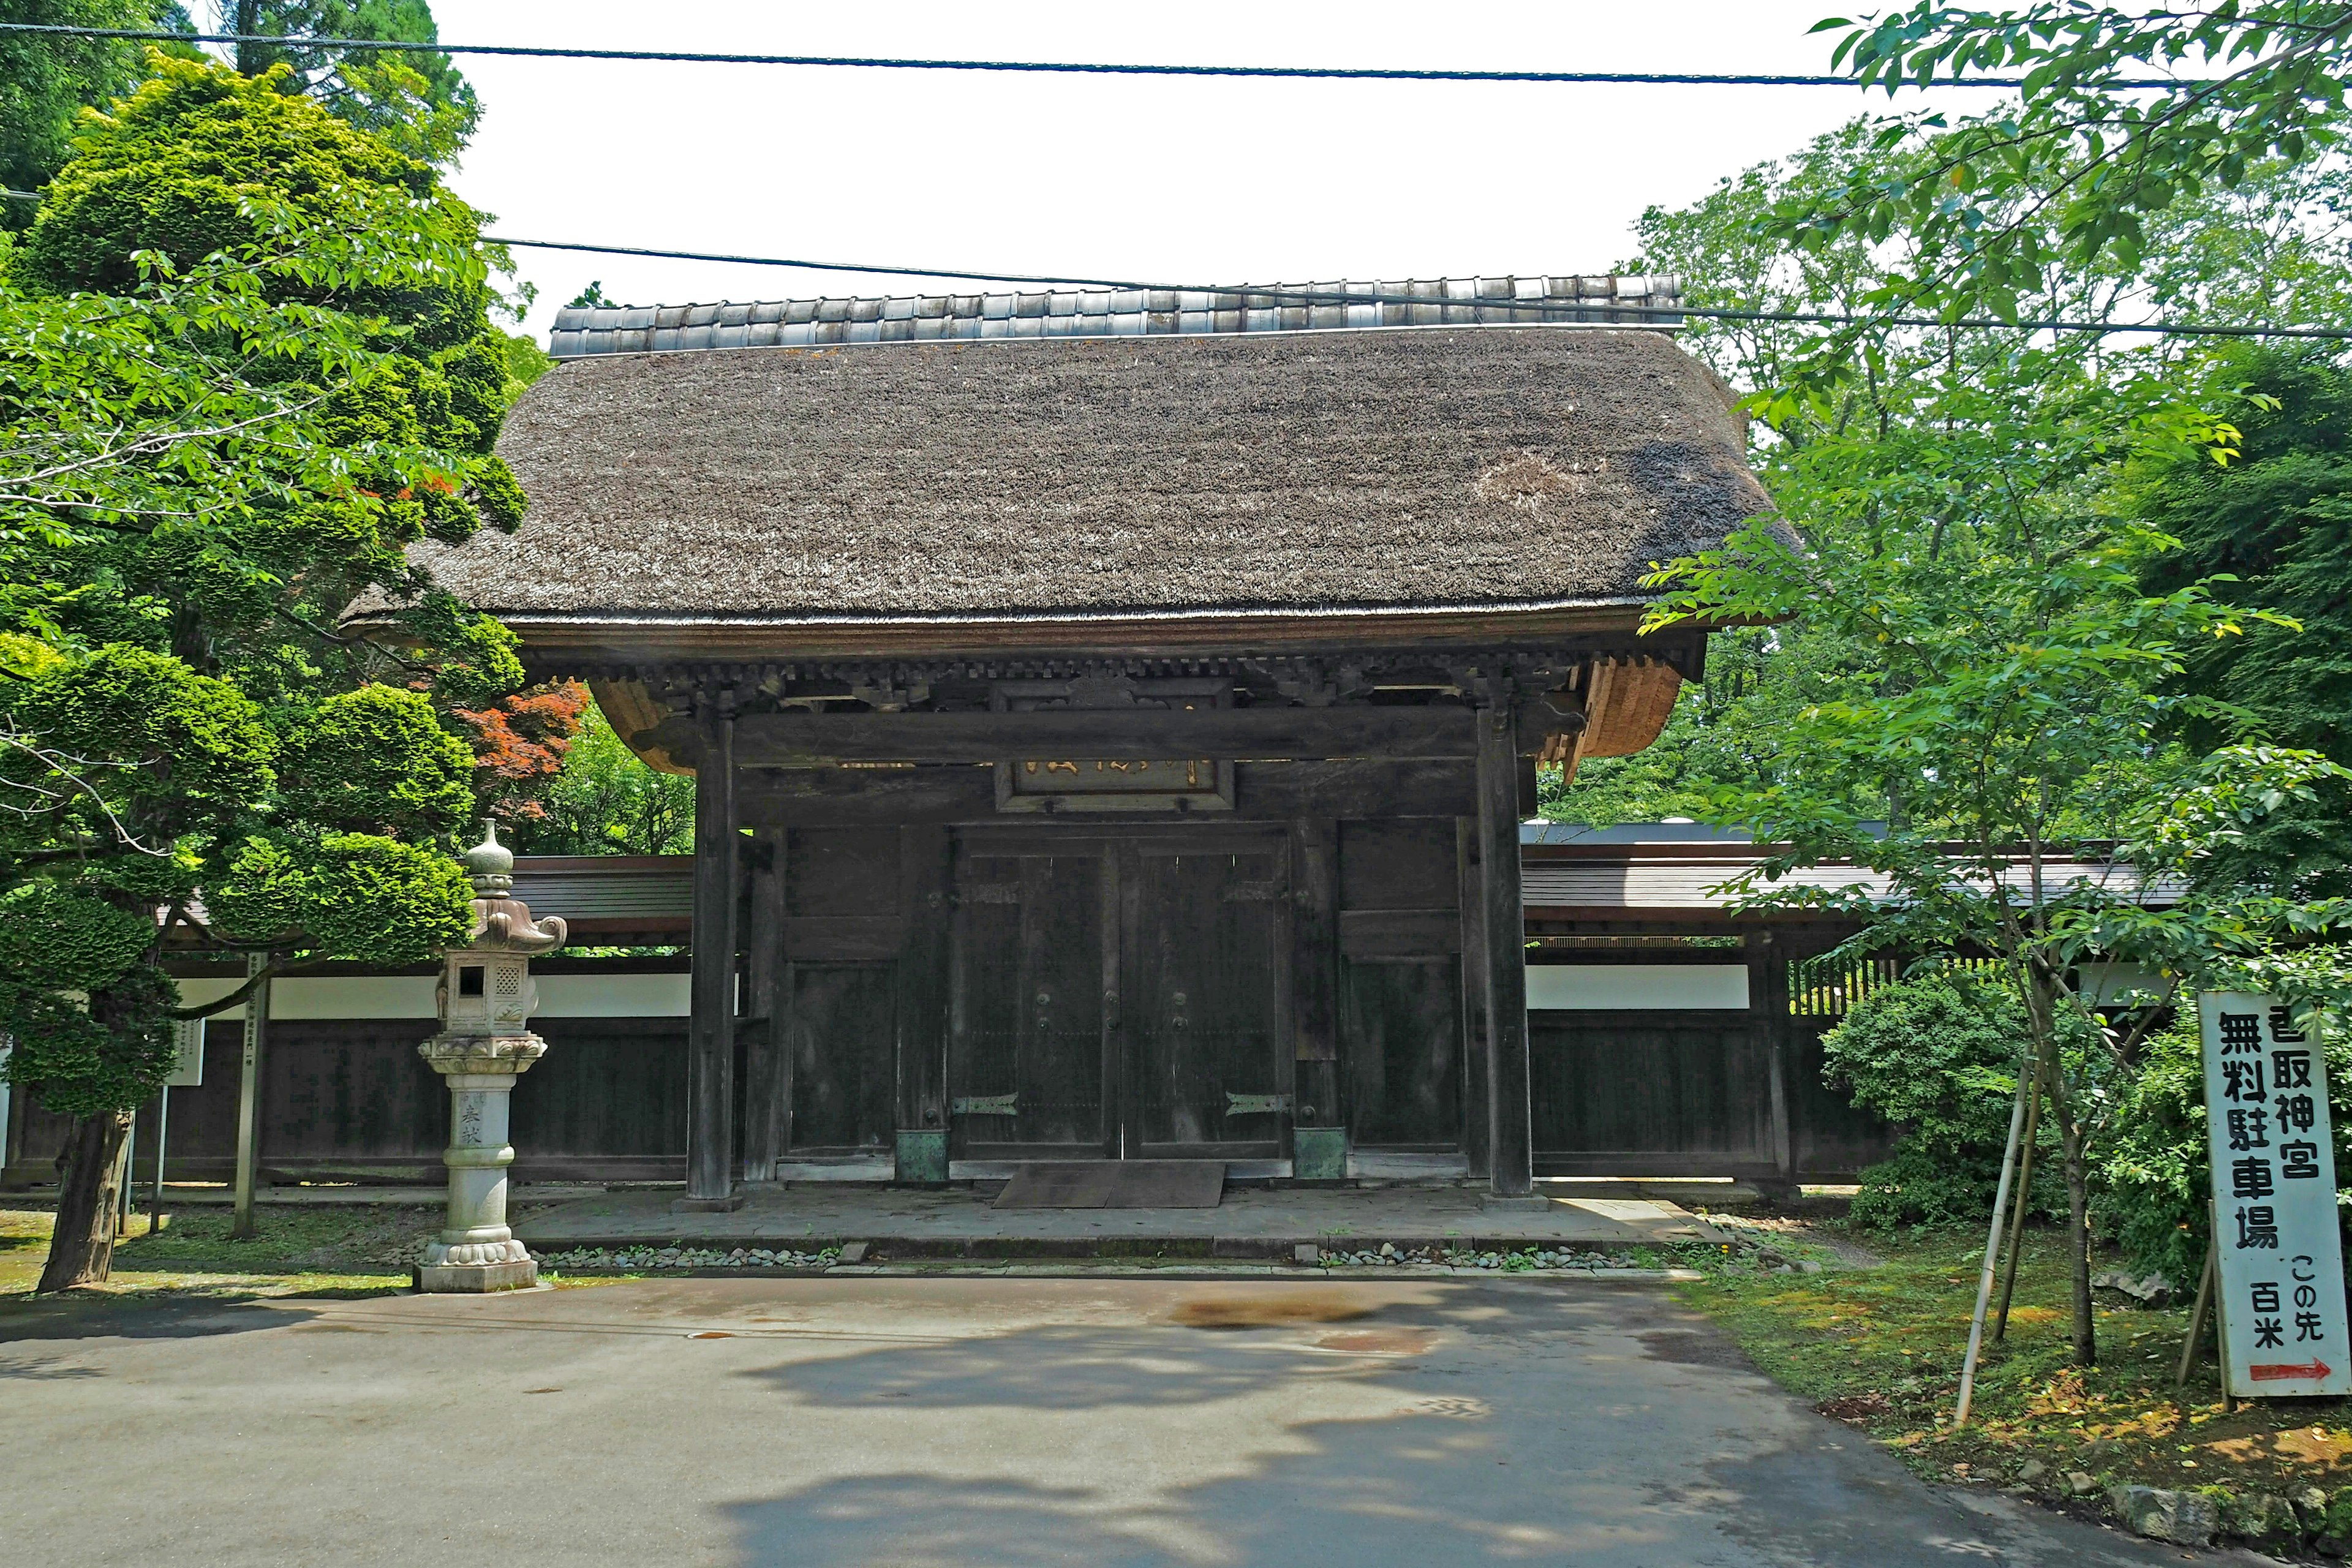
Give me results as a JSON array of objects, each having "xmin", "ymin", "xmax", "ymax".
[{"xmin": 0, "ymin": 1275, "xmax": 2258, "ymax": 1566}]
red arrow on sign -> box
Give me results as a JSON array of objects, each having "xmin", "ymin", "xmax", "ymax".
[{"xmin": 2249, "ymin": 1359, "xmax": 2332, "ymax": 1382}]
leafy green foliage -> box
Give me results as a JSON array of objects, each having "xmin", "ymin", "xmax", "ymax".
[
  {"xmin": 226, "ymin": 1, "xmax": 478, "ymax": 158},
  {"xmin": 1806, "ymin": 5, "xmax": 2352, "ymax": 303},
  {"xmin": 2128, "ymin": 347, "xmax": 2352, "ymax": 898},
  {"xmin": 0, "ymin": 58, "xmax": 565, "ymax": 1166},
  {"xmin": 9, "ymin": 644, "xmax": 276, "ymax": 831},
  {"xmin": 277, "ymin": 684, "xmax": 471, "ymax": 837},
  {"xmin": 203, "ymin": 829, "xmax": 473, "ymax": 962},
  {"xmin": 1632, "ymin": 125, "xmax": 2352, "ymax": 1362},
  {"xmin": 18, "ymin": 53, "xmax": 486, "ymax": 336},
  {"xmin": 0, "ymin": 880, "xmax": 154, "ymax": 991},
  {"xmin": 1826, "ymin": 974, "xmax": 2067, "ymax": 1227},
  {"xmin": 0, "ymin": 960, "xmax": 173, "ymax": 1118},
  {"xmin": 2094, "ymin": 1012, "xmax": 2352, "ymax": 1281},
  {"xmin": 0, "ymin": 1, "xmax": 197, "ymax": 221},
  {"xmin": 508, "ymin": 699, "xmax": 696, "ymax": 857}
]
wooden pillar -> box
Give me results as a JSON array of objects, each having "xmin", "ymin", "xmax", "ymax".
[
  {"xmin": 1457, "ymin": 816, "xmax": 1491, "ymax": 1178},
  {"xmin": 742, "ymin": 829, "xmax": 788, "ymax": 1182},
  {"xmin": 229, "ymin": 952, "xmax": 270, "ymax": 1238},
  {"xmin": 1290, "ymin": 819, "xmax": 1345, "ymax": 1179},
  {"xmin": 894, "ymin": 825, "xmax": 952, "ymax": 1183},
  {"xmin": 1476, "ymin": 696, "xmax": 1534, "ymax": 1196},
  {"xmin": 684, "ymin": 703, "xmax": 741, "ymax": 1207},
  {"xmin": 1751, "ymin": 929, "xmax": 1798, "ymax": 1193}
]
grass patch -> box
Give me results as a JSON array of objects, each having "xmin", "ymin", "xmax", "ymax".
[
  {"xmin": 0, "ymin": 1205, "xmax": 429, "ymax": 1303},
  {"xmin": 1678, "ymin": 1222, "xmax": 2352, "ymax": 1528},
  {"xmin": 0, "ymin": 1202, "xmax": 639, "ymax": 1303}
]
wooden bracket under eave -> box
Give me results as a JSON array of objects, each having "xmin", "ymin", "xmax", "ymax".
[
  {"xmin": 589, "ymin": 677, "xmax": 699, "ymax": 775},
  {"xmin": 1542, "ymin": 655, "xmax": 1684, "ymax": 782}
]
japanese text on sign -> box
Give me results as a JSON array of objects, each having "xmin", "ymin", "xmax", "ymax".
[{"xmin": 2200, "ymin": 992, "xmax": 2351, "ymax": 1396}]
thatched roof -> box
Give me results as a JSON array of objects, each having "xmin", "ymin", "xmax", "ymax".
[{"xmin": 404, "ymin": 321, "xmax": 1783, "ymax": 654}]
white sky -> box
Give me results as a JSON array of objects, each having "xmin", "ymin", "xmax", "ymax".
[{"xmin": 420, "ymin": 1, "xmax": 1989, "ymax": 340}]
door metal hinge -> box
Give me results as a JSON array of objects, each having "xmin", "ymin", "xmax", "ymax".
[
  {"xmin": 951, "ymin": 1093, "xmax": 1019, "ymax": 1117},
  {"xmin": 1224, "ymin": 1093, "xmax": 1291, "ymax": 1117}
]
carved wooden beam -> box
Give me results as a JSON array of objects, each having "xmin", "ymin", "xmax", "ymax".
[{"xmin": 730, "ymin": 706, "xmax": 1482, "ymax": 764}]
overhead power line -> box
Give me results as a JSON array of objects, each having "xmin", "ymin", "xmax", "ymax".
[
  {"xmin": 0, "ymin": 21, "xmax": 2198, "ymax": 89},
  {"xmin": 488, "ymin": 235, "xmax": 2352, "ymax": 342}
]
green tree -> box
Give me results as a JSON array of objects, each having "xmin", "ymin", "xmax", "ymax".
[
  {"xmin": 0, "ymin": 57, "xmax": 543, "ymax": 1291},
  {"xmin": 2129, "ymin": 346, "xmax": 2352, "ymax": 896},
  {"xmin": 222, "ymin": 1, "xmax": 478, "ymax": 156},
  {"xmin": 1555, "ymin": 129, "xmax": 2352, "ymax": 830},
  {"xmin": 1644, "ymin": 345, "xmax": 2347, "ymax": 1365},
  {"xmin": 1815, "ymin": 4, "xmax": 2352, "ymax": 293},
  {"xmin": 507, "ymin": 698, "xmax": 696, "ymax": 858},
  {"xmin": 0, "ymin": 1, "xmax": 195, "ymax": 219}
]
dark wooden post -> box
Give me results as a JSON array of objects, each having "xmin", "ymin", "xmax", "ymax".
[
  {"xmin": 1290, "ymin": 818, "xmax": 1344, "ymax": 1179},
  {"xmin": 1751, "ymin": 928, "xmax": 1798, "ymax": 1194},
  {"xmin": 1476, "ymin": 695, "xmax": 1534, "ymax": 1197},
  {"xmin": 895, "ymin": 825, "xmax": 952, "ymax": 1183},
  {"xmin": 1457, "ymin": 816, "xmax": 1491, "ymax": 1178},
  {"xmin": 682, "ymin": 695, "xmax": 742, "ymax": 1208},
  {"xmin": 742, "ymin": 829, "xmax": 787, "ymax": 1182}
]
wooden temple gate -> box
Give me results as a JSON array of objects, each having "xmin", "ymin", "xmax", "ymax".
[
  {"xmin": 625, "ymin": 652, "xmax": 1664, "ymax": 1202},
  {"xmin": 301, "ymin": 281, "xmax": 1835, "ymax": 1206}
]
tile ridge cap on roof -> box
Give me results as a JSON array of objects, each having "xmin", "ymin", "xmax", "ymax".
[
  {"xmin": 545, "ymin": 319, "xmax": 1692, "ymax": 366},
  {"xmin": 545, "ymin": 273, "xmax": 1687, "ymax": 359},
  {"xmin": 549, "ymin": 271, "xmax": 1681, "ymax": 328}
]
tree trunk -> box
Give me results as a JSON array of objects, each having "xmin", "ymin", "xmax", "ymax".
[
  {"xmin": 2024, "ymin": 963, "xmax": 2099, "ymax": 1368},
  {"xmin": 2060, "ymin": 1116, "xmax": 2097, "ymax": 1366},
  {"xmin": 38, "ymin": 1111, "xmax": 131, "ymax": 1294}
]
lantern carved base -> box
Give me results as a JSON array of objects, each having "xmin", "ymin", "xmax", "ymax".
[{"xmin": 416, "ymin": 1033, "xmax": 547, "ymax": 1294}]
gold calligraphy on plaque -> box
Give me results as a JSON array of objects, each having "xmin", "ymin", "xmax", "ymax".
[{"xmin": 998, "ymin": 758, "xmax": 1231, "ymax": 811}]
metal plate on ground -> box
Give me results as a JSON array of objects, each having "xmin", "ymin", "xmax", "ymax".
[
  {"xmin": 993, "ymin": 1161, "xmax": 1226, "ymax": 1209},
  {"xmin": 992, "ymin": 1164, "xmax": 1118, "ymax": 1208}
]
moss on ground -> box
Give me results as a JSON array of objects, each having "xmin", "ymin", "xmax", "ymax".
[
  {"xmin": 0, "ymin": 1202, "xmax": 620, "ymax": 1306},
  {"xmin": 1678, "ymin": 1221, "xmax": 2352, "ymax": 1550}
]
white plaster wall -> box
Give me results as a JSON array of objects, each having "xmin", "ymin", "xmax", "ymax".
[
  {"xmin": 1525, "ymin": 964, "xmax": 1750, "ymax": 1011},
  {"xmin": 172, "ymin": 965, "xmax": 1749, "ymax": 1020},
  {"xmin": 535, "ymin": 973, "xmax": 691, "ymax": 1017},
  {"xmin": 172, "ymin": 972, "xmax": 690, "ymax": 1020}
]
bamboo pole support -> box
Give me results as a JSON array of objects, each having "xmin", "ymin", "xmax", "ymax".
[
  {"xmin": 1954, "ymin": 1039, "xmax": 2037, "ymax": 1428},
  {"xmin": 1992, "ymin": 1068, "xmax": 2043, "ymax": 1341},
  {"xmin": 2176, "ymin": 1245, "xmax": 2218, "ymax": 1387}
]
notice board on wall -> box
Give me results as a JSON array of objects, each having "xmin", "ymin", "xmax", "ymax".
[{"xmin": 2200, "ymin": 991, "xmax": 2351, "ymax": 1398}]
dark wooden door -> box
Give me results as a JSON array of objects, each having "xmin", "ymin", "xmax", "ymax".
[
  {"xmin": 1125, "ymin": 838, "xmax": 1289, "ymax": 1159},
  {"xmin": 1342, "ymin": 957, "xmax": 1463, "ymax": 1148},
  {"xmin": 948, "ymin": 848, "xmax": 1115, "ymax": 1159}
]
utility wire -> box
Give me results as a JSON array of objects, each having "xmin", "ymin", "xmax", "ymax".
[
  {"xmin": 488, "ymin": 235, "xmax": 2352, "ymax": 341},
  {"xmin": 0, "ymin": 21, "xmax": 2198, "ymax": 89},
  {"xmin": 9, "ymin": 189, "xmax": 2336, "ymax": 339}
]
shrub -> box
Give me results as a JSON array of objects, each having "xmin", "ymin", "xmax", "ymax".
[
  {"xmin": 2096, "ymin": 1013, "xmax": 2352, "ymax": 1281},
  {"xmin": 1823, "ymin": 972, "xmax": 2067, "ymax": 1229}
]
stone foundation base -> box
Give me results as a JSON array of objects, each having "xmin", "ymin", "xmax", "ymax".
[
  {"xmin": 416, "ymin": 1258, "xmax": 540, "ymax": 1292},
  {"xmin": 671, "ymin": 1193, "xmax": 747, "ymax": 1213},
  {"xmin": 1479, "ymin": 1193, "xmax": 1553, "ymax": 1212}
]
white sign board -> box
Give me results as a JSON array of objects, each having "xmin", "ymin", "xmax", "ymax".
[
  {"xmin": 2200, "ymin": 992, "xmax": 2351, "ymax": 1397},
  {"xmin": 165, "ymin": 1017, "xmax": 205, "ymax": 1089}
]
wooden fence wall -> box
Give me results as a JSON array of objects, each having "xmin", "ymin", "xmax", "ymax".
[
  {"xmin": 4, "ymin": 971, "xmax": 1895, "ymax": 1186},
  {"xmin": 4, "ymin": 1016, "xmax": 692, "ymax": 1187}
]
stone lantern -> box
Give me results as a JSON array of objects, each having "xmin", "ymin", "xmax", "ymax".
[{"xmin": 416, "ymin": 820, "xmax": 566, "ymax": 1292}]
